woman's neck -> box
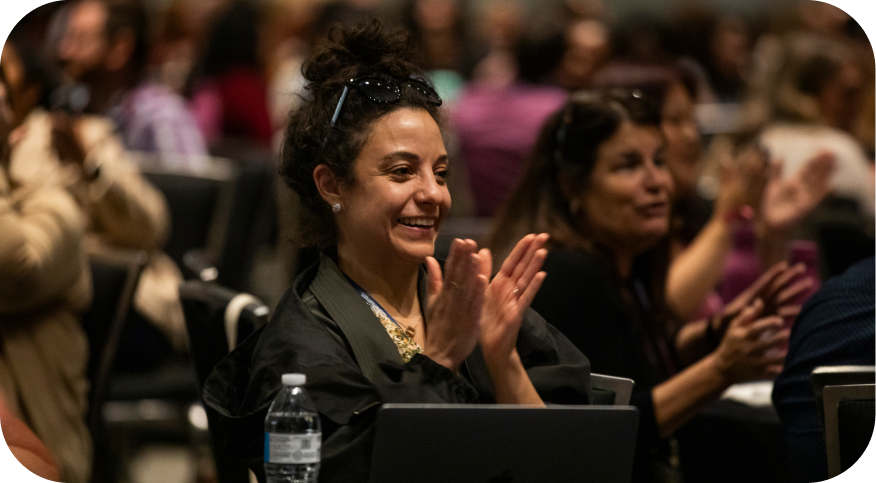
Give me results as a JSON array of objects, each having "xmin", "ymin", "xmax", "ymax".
[{"xmin": 336, "ymin": 242, "xmax": 421, "ymax": 318}]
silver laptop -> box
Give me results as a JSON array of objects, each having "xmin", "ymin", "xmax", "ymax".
[{"xmin": 369, "ymin": 404, "xmax": 639, "ymax": 483}]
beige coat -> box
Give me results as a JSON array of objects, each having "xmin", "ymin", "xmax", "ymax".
[
  {"xmin": 11, "ymin": 110, "xmax": 186, "ymax": 348},
  {"xmin": 0, "ymin": 159, "xmax": 93, "ymax": 483}
]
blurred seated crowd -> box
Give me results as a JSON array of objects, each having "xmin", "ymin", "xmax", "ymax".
[{"xmin": 0, "ymin": 1, "xmax": 873, "ymax": 483}]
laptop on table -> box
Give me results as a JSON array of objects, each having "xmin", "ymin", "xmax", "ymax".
[{"xmin": 370, "ymin": 404, "xmax": 639, "ymax": 483}]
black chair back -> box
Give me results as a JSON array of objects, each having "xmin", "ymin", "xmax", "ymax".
[
  {"xmin": 812, "ymin": 365, "xmax": 876, "ymax": 477},
  {"xmin": 824, "ymin": 383, "xmax": 876, "ymax": 477},
  {"xmin": 180, "ymin": 280, "xmax": 269, "ymax": 483},
  {"xmin": 140, "ymin": 157, "xmax": 238, "ymax": 271}
]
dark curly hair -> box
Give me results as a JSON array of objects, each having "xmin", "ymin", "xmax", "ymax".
[{"xmin": 279, "ymin": 20, "xmax": 443, "ymax": 248}]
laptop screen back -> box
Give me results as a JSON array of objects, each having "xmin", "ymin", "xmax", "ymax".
[{"xmin": 369, "ymin": 404, "xmax": 639, "ymax": 483}]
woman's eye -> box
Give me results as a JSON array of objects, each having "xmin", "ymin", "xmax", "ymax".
[
  {"xmin": 436, "ymin": 169, "xmax": 450, "ymax": 180},
  {"xmin": 392, "ymin": 166, "xmax": 413, "ymax": 176}
]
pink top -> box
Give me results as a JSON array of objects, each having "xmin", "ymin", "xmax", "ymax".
[{"xmin": 452, "ymin": 83, "xmax": 567, "ymax": 216}]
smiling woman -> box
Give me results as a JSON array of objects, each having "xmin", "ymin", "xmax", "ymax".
[{"xmin": 203, "ymin": 20, "xmax": 593, "ymax": 483}]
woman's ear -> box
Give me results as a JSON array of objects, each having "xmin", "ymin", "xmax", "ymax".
[{"xmin": 313, "ymin": 164, "xmax": 341, "ymax": 206}]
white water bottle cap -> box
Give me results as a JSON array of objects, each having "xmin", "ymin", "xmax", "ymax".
[{"xmin": 281, "ymin": 373, "xmax": 306, "ymax": 386}]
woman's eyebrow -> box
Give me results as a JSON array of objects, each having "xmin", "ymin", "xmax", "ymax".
[{"xmin": 381, "ymin": 152, "xmax": 450, "ymax": 164}]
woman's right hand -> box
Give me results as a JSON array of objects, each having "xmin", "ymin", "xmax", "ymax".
[
  {"xmin": 712, "ymin": 299, "xmax": 789, "ymax": 384},
  {"xmin": 423, "ymin": 238, "xmax": 488, "ymax": 372}
]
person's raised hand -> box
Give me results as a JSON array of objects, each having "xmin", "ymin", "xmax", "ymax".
[
  {"xmin": 478, "ymin": 233, "xmax": 548, "ymax": 365},
  {"xmin": 50, "ymin": 112, "xmax": 87, "ymax": 168},
  {"xmin": 713, "ymin": 146, "xmax": 768, "ymax": 219},
  {"xmin": 423, "ymin": 238, "xmax": 487, "ymax": 372},
  {"xmin": 712, "ymin": 299, "xmax": 789, "ymax": 384},
  {"xmin": 761, "ymin": 151, "xmax": 835, "ymax": 233}
]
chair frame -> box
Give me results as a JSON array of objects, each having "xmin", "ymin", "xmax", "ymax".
[
  {"xmin": 591, "ymin": 373, "xmax": 635, "ymax": 406},
  {"xmin": 85, "ymin": 247, "xmax": 149, "ymax": 436},
  {"xmin": 823, "ymin": 383, "xmax": 876, "ymax": 477}
]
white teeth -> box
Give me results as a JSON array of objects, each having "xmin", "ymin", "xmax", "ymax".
[{"xmin": 399, "ymin": 217, "xmax": 435, "ymax": 227}]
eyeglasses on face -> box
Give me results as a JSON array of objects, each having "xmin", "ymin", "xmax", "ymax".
[{"xmin": 329, "ymin": 77, "xmax": 442, "ymax": 128}]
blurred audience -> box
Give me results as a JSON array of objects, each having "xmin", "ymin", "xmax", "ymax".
[
  {"xmin": 55, "ymin": 0, "xmax": 207, "ymax": 167},
  {"xmin": 744, "ymin": 34, "xmax": 873, "ymax": 217},
  {"xmin": 2, "ymin": 27, "xmax": 186, "ymax": 366},
  {"xmin": 2, "ymin": 1, "xmax": 873, "ymax": 482},
  {"xmin": 0, "ymin": 69, "xmax": 92, "ymax": 483},
  {"xmin": 187, "ymin": 0, "xmax": 273, "ymax": 149},
  {"xmin": 772, "ymin": 257, "xmax": 875, "ymax": 483},
  {"xmin": 452, "ymin": 15, "xmax": 568, "ymax": 216},
  {"xmin": 400, "ymin": 0, "xmax": 474, "ymax": 102},
  {"xmin": 487, "ymin": 90, "xmax": 805, "ymax": 483}
]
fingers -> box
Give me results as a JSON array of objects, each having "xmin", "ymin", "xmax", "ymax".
[
  {"xmin": 510, "ymin": 234, "xmax": 548, "ymax": 287},
  {"xmin": 425, "ymin": 256, "xmax": 443, "ymax": 301},
  {"xmin": 800, "ymin": 152, "xmax": 835, "ymax": 202},
  {"xmin": 776, "ymin": 305, "xmax": 801, "ymax": 319},
  {"xmin": 776, "ymin": 276, "xmax": 814, "ymax": 306},
  {"xmin": 730, "ymin": 298, "xmax": 764, "ymax": 328},
  {"xmin": 517, "ymin": 271, "xmax": 547, "ymax": 309},
  {"xmin": 478, "ymin": 248, "xmax": 493, "ymax": 280},
  {"xmin": 762, "ymin": 263, "xmax": 806, "ymax": 303},
  {"xmin": 744, "ymin": 315, "xmax": 784, "ymax": 341},
  {"xmin": 498, "ymin": 234, "xmax": 534, "ymax": 277},
  {"xmin": 733, "ymin": 261, "xmax": 788, "ymax": 309}
]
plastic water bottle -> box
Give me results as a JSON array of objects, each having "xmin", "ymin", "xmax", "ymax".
[{"xmin": 264, "ymin": 374, "xmax": 321, "ymax": 483}]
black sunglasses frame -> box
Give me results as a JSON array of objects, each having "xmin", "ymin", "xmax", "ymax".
[{"xmin": 329, "ymin": 77, "xmax": 442, "ymax": 128}]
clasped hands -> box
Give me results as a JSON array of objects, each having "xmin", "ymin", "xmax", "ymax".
[{"xmin": 422, "ymin": 234, "xmax": 549, "ymax": 374}]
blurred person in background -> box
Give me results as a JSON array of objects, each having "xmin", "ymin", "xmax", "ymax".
[
  {"xmin": 488, "ymin": 90, "xmax": 809, "ymax": 483},
  {"xmin": 187, "ymin": 0, "xmax": 273, "ymax": 150},
  {"xmin": 452, "ymin": 12, "xmax": 568, "ymax": 217},
  {"xmin": 55, "ymin": 0, "xmax": 207, "ymax": 167},
  {"xmin": 0, "ymin": 67, "xmax": 92, "ymax": 483},
  {"xmin": 150, "ymin": 0, "xmax": 228, "ymax": 95},
  {"xmin": 399, "ymin": 0, "xmax": 475, "ymax": 103},
  {"xmin": 741, "ymin": 33, "xmax": 873, "ymax": 244},
  {"xmin": 2, "ymin": 27, "xmax": 185, "ymax": 370},
  {"xmin": 264, "ymin": 0, "xmax": 329, "ymax": 135}
]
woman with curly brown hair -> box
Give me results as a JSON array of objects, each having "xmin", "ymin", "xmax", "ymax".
[{"xmin": 203, "ymin": 20, "xmax": 592, "ymax": 482}]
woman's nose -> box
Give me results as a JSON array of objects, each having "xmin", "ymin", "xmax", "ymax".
[
  {"xmin": 417, "ymin": 173, "xmax": 443, "ymax": 204},
  {"xmin": 643, "ymin": 162, "xmax": 673, "ymax": 193}
]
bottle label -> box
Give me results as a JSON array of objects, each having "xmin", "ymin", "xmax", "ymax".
[{"xmin": 265, "ymin": 433, "xmax": 321, "ymax": 464}]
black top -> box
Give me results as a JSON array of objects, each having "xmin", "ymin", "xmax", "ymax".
[
  {"xmin": 531, "ymin": 248, "xmax": 674, "ymax": 483},
  {"xmin": 771, "ymin": 257, "xmax": 875, "ymax": 483},
  {"xmin": 203, "ymin": 250, "xmax": 592, "ymax": 483}
]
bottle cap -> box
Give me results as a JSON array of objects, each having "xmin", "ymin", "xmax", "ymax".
[{"xmin": 281, "ymin": 373, "xmax": 306, "ymax": 386}]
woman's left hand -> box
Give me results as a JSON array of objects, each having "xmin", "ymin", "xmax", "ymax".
[{"xmin": 477, "ymin": 233, "xmax": 549, "ymax": 364}]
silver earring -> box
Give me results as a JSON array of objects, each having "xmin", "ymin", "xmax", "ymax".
[{"xmin": 332, "ymin": 202, "xmax": 342, "ymax": 213}]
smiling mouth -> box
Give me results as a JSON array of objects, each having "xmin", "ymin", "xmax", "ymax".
[{"xmin": 398, "ymin": 217, "xmax": 436, "ymax": 228}]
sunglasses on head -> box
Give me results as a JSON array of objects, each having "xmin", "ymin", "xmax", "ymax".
[{"xmin": 330, "ymin": 77, "xmax": 442, "ymax": 127}]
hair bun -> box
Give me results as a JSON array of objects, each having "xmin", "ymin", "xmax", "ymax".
[{"xmin": 303, "ymin": 19, "xmax": 425, "ymax": 101}]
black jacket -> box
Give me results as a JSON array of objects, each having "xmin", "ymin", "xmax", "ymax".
[{"xmin": 203, "ymin": 251, "xmax": 592, "ymax": 482}]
